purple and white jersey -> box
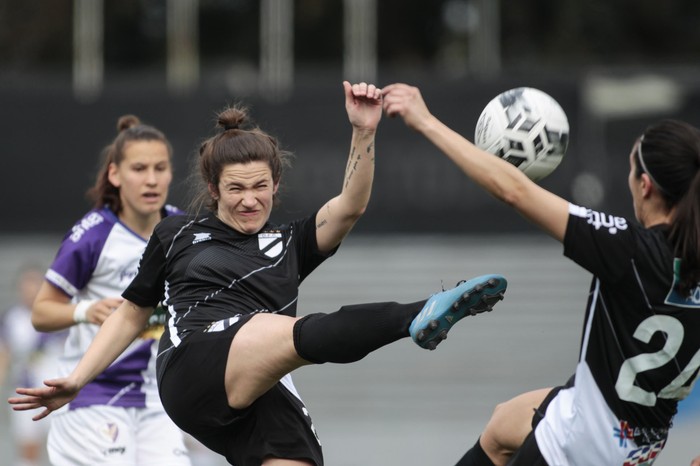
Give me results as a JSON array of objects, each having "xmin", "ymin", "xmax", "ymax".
[{"xmin": 46, "ymin": 205, "xmax": 181, "ymax": 410}]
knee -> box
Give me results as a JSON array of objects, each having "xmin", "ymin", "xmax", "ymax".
[
  {"xmin": 481, "ymin": 402, "xmax": 516, "ymax": 454},
  {"xmin": 227, "ymin": 392, "xmax": 254, "ymax": 411}
]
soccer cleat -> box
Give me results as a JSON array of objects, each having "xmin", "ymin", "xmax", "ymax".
[{"xmin": 409, "ymin": 274, "xmax": 507, "ymax": 350}]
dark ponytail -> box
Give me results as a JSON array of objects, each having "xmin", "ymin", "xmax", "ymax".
[{"xmin": 638, "ymin": 119, "xmax": 700, "ymax": 295}]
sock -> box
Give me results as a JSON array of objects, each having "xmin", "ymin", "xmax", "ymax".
[
  {"xmin": 455, "ymin": 438, "xmax": 496, "ymax": 466},
  {"xmin": 293, "ymin": 300, "xmax": 425, "ymax": 364}
]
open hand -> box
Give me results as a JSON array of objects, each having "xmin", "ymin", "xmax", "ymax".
[{"xmin": 8, "ymin": 377, "xmax": 81, "ymax": 421}]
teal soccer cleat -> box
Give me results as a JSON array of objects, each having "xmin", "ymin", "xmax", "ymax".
[{"xmin": 410, "ymin": 274, "xmax": 507, "ymax": 350}]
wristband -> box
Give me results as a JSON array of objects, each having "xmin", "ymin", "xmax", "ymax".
[{"xmin": 73, "ymin": 300, "xmax": 95, "ymax": 324}]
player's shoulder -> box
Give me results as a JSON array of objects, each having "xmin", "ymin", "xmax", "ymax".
[
  {"xmin": 64, "ymin": 206, "xmax": 118, "ymax": 246},
  {"xmin": 155, "ymin": 210, "xmax": 205, "ymax": 237}
]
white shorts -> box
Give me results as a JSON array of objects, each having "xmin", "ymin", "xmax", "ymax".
[
  {"xmin": 534, "ymin": 364, "xmax": 666, "ymax": 466},
  {"xmin": 47, "ymin": 405, "xmax": 191, "ymax": 466}
]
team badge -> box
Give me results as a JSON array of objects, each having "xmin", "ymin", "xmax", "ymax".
[
  {"xmin": 100, "ymin": 422, "xmax": 119, "ymax": 443},
  {"xmin": 258, "ymin": 231, "xmax": 283, "ymax": 258},
  {"xmin": 665, "ymin": 258, "xmax": 700, "ymax": 308}
]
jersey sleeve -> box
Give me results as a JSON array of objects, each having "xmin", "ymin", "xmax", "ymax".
[
  {"xmin": 295, "ymin": 213, "xmax": 338, "ymax": 282},
  {"xmin": 563, "ymin": 203, "xmax": 638, "ymax": 283},
  {"xmin": 45, "ymin": 211, "xmax": 110, "ymax": 297},
  {"xmin": 122, "ymin": 229, "xmax": 167, "ymax": 308}
]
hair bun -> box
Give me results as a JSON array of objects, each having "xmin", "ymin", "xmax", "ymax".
[
  {"xmin": 117, "ymin": 115, "xmax": 141, "ymax": 132},
  {"xmin": 217, "ymin": 106, "xmax": 248, "ymax": 131}
]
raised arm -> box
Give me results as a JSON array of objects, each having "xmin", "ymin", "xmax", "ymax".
[
  {"xmin": 382, "ymin": 83, "xmax": 569, "ymax": 242},
  {"xmin": 315, "ymin": 81, "xmax": 383, "ymax": 253},
  {"xmin": 8, "ymin": 299, "xmax": 151, "ymax": 420}
]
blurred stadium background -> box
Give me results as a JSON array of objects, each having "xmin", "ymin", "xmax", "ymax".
[{"xmin": 1, "ymin": 1, "xmax": 699, "ymax": 464}]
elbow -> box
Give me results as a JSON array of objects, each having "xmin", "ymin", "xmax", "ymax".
[
  {"xmin": 345, "ymin": 205, "xmax": 367, "ymax": 225},
  {"xmin": 340, "ymin": 201, "xmax": 367, "ymax": 222},
  {"xmin": 500, "ymin": 189, "xmax": 521, "ymax": 208},
  {"xmin": 31, "ymin": 313, "xmax": 53, "ymax": 332},
  {"xmin": 352, "ymin": 204, "xmax": 367, "ymax": 218},
  {"xmin": 498, "ymin": 181, "xmax": 529, "ymax": 210},
  {"xmin": 31, "ymin": 304, "xmax": 63, "ymax": 332}
]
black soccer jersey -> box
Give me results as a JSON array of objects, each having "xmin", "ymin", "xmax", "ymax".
[
  {"xmin": 564, "ymin": 203, "xmax": 700, "ymax": 429},
  {"xmin": 123, "ymin": 212, "xmax": 335, "ymax": 349}
]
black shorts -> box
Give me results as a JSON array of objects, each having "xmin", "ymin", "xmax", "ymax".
[{"xmin": 158, "ymin": 314, "xmax": 324, "ymax": 466}]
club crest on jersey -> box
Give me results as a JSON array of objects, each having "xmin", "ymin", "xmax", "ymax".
[
  {"xmin": 258, "ymin": 231, "xmax": 283, "ymax": 258},
  {"xmin": 665, "ymin": 258, "xmax": 700, "ymax": 308},
  {"xmin": 100, "ymin": 422, "xmax": 119, "ymax": 443}
]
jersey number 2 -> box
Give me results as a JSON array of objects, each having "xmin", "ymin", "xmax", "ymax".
[{"xmin": 615, "ymin": 315, "xmax": 700, "ymax": 406}]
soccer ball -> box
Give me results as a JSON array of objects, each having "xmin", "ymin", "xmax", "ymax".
[{"xmin": 474, "ymin": 87, "xmax": 569, "ymax": 181}]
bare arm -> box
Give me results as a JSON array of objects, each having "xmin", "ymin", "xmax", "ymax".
[
  {"xmin": 382, "ymin": 83, "xmax": 569, "ymax": 243},
  {"xmin": 315, "ymin": 81, "xmax": 383, "ymax": 253},
  {"xmin": 9, "ymin": 299, "xmax": 152, "ymax": 420},
  {"xmin": 32, "ymin": 281, "xmax": 123, "ymax": 331},
  {"xmin": 691, "ymin": 455, "xmax": 700, "ymax": 466}
]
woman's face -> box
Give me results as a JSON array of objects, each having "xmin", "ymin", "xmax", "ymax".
[
  {"xmin": 214, "ymin": 161, "xmax": 278, "ymax": 234},
  {"xmin": 108, "ymin": 140, "xmax": 172, "ymax": 220}
]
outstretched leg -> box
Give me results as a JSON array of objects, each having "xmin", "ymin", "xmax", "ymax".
[
  {"xmin": 226, "ymin": 274, "xmax": 508, "ymax": 409},
  {"xmin": 409, "ymin": 274, "xmax": 507, "ymax": 350}
]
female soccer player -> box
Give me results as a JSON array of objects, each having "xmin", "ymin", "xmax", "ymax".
[
  {"xmin": 28, "ymin": 116, "xmax": 191, "ymax": 465},
  {"xmin": 382, "ymin": 83, "xmax": 700, "ymax": 466},
  {"xmin": 9, "ymin": 81, "xmax": 508, "ymax": 466}
]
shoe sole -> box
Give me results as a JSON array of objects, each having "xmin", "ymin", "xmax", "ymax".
[{"xmin": 412, "ymin": 275, "xmax": 507, "ymax": 350}]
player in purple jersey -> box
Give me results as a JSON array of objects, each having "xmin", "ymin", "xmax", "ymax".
[
  {"xmin": 23, "ymin": 115, "xmax": 192, "ymax": 465},
  {"xmin": 9, "ymin": 81, "xmax": 508, "ymax": 466},
  {"xmin": 383, "ymin": 83, "xmax": 700, "ymax": 466}
]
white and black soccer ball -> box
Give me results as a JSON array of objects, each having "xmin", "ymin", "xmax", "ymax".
[{"xmin": 474, "ymin": 87, "xmax": 569, "ymax": 181}]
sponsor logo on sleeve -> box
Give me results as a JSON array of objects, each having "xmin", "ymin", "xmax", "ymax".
[
  {"xmin": 70, "ymin": 212, "xmax": 105, "ymax": 242},
  {"xmin": 585, "ymin": 209, "xmax": 628, "ymax": 234}
]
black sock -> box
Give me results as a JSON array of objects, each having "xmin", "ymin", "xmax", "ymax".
[
  {"xmin": 293, "ymin": 300, "xmax": 425, "ymax": 364},
  {"xmin": 455, "ymin": 439, "xmax": 496, "ymax": 466}
]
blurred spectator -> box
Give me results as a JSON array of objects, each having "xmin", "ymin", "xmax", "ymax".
[{"xmin": 0, "ymin": 264, "xmax": 68, "ymax": 466}]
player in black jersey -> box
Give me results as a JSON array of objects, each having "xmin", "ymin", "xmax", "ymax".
[
  {"xmin": 383, "ymin": 83, "xmax": 700, "ymax": 466},
  {"xmin": 9, "ymin": 81, "xmax": 508, "ymax": 466}
]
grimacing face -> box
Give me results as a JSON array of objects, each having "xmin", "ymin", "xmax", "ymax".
[{"xmin": 213, "ymin": 161, "xmax": 279, "ymax": 235}]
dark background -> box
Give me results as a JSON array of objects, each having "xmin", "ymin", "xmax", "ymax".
[{"xmin": 2, "ymin": 0, "xmax": 700, "ymax": 234}]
